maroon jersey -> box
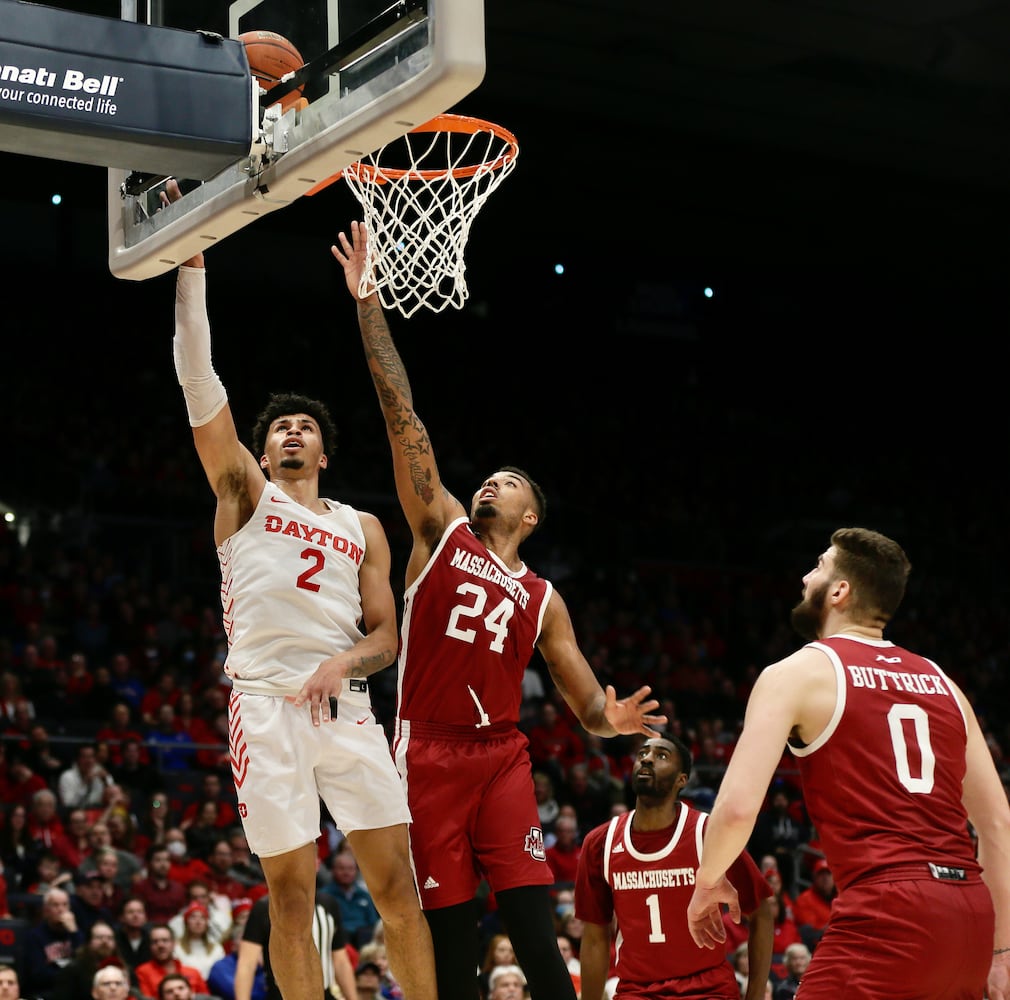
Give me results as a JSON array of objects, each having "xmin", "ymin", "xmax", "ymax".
[
  {"xmin": 789, "ymin": 635, "xmax": 981, "ymax": 892},
  {"xmin": 576, "ymin": 805, "xmax": 771, "ymax": 992},
  {"xmin": 396, "ymin": 517, "xmax": 552, "ymax": 730}
]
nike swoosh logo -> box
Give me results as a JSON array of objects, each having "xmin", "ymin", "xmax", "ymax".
[
  {"xmin": 271, "ymin": 495, "xmax": 289, "ymax": 503},
  {"xmin": 356, "ymin": 718, "xmax": 368, "ymax": 725}
]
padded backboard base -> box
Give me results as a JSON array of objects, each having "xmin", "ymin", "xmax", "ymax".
[{"xmin": 0, "ymin": 1, "xmax": 254, "ymax": 180}]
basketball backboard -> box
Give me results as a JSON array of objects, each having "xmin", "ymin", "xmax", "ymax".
[{"xmin": 106, "ymin": 0, "xmax": 485, "ymax": 280}]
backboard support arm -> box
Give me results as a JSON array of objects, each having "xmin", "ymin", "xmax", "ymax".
[
  {"xmin": 118, "ymin": 0, "xmax": 429, "ymax": 199},
  {"xmin": 266, "ymin": 0, "xmax": 428, "ymax": 110}
]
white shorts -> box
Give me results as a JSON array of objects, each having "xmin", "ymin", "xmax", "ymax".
[{"xmin": 229, "ymin": 691, "xmax": 411, "ymax": 857}]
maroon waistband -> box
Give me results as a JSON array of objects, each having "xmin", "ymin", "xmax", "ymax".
[
  {"xmin": 853, "ymin": 861, "xmax": 984, "ymax": 887},
  {"xmin": 395, "ymin": 718, "xmax": 520, "ymax": 742}
]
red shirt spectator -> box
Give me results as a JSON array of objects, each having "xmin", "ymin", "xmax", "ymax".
[
  {"xmin": 721, "ymin": 906, "xmax": 749, "ymax": 957},
  {"xmin": 135, "ymin": 924, "xmax": 209, "ymax": 999},
  {"xmin": 762, "ymin": 866, "xmax": 795, "ymax": 917},
  {"xmin": 65, "ymin": 652, "xmax": 95, "ymax": 701},
  {"xmin": 792, "ymin": 858, "xmax": 836, "ymax": 949},
  {"xmin": 768, "ymin": 891, "xmax": 803, "ymax": 981},
  {"xmin": 193, "ymin": 711, "xmax": 229, "ymax": 772},
  {"xmin": 26, "ymin": 788, "xmax": 80, "ymax": 870},
  {"xmin": 140, "ymin": 671, "xmax": 182, "ymax": 728},
  {"xmin": 527, "ymin": 701, "xmax": 585, "ymax": 781},
  {"xmin": 134, "ymin": 845, "xmax": 188, "ymax": 924},
  {"xmin": 0, "ymin": 744, "xmax": 12, "ymax": 802},
  {"xmin": 202, "ymin": 839, "xmax": 249, "ymax": 903},
  {"xmin": 173, "ymin": 691, "xmax": 202, "ymax": 737},
  {"xmin": 545, "ymin": 814, "xmax": 582, "ymax": 886},
  {"xmin": 0, "ymin": 868, "xmax": 10, "ymax": 919},
  {"xmin": 96, "ymin": 701, "xmax": 148, "ymax": 766},
  {"xmin": 165, "ymin": 830, "xmax": 210, "ymax": 887},
  {"xmin": 180, "ymin": 774, "xmax": 238, "ymax": 830},
  {"xmin": 5, "ymin": 759, "xmax": 48, "ymax": 811}
]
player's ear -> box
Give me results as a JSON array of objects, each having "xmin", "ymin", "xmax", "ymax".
[
  {"xmin": 260, "ymin": 455, "xmax": 269, "ymax": 470},
  {"xmin": 320, "ymin": 454, "xmax": 328, "ymax": 470},
  {"xmin": 523, "ymin": 509, "xmax": 538, "ymax": 529}
]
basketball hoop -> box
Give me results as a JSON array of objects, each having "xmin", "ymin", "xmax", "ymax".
[{"xmin": 340, "ymin": 114, "xmax": 519, "ymax": 319}]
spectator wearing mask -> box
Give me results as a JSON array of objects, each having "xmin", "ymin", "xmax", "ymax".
[{"xmin": 163, "ymin": 830, "xmax": 209, "ymax": 888}]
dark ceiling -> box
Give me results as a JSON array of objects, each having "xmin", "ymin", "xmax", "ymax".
[
  {"xmin": 2, "ymin": 0, "xmax": 1007, "ymax": 579},
  {"xmin": 2, "ymin": 0, "xmax": 1009, "ymax": 302},
  {"xmin": 484, "ymin": 0, "xmax": 1010, "ymax": 189},
  {"xmin": 471, "ymin": 0, "xmax": 1010, "ymax": 270}
]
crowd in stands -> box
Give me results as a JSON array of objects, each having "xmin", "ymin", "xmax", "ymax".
[
  {"xmin": 3, "ymin": 317, "xmax": 1010, "ymax": 999},
  {"xmin": 2, "ymin": 494, "xmax": 1001, "ymax": 999}
]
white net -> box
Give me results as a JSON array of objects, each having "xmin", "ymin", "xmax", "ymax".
[{"xmin": 341, "ymin": 115, "xmax": 519, "ymax": 319}]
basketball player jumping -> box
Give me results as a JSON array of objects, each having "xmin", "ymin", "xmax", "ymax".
[
  {"xmin": 332, "ymin": 220, "xmax": 667, "ymax": 1000},
  {"xmin": 169, "ymin": 186, "xmax": 437, "ymax": 1000}
]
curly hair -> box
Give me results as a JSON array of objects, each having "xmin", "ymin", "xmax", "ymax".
[{"xmin": 251, "ymin": 392, "xmax": 338, "ymax": 458}]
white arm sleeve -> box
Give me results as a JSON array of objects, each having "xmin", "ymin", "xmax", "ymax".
[{"xmin": 175, "ymin": 264, "xmax": 228, "ymax": 427}]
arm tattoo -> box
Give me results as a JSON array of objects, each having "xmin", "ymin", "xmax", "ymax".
[
  {"xmin": 360, "ymin": 300, "xmax": 437, "ymax": 506},
  {"xmin": 348, "ymin": 652, "xmax": 394, "ymax": 678}
]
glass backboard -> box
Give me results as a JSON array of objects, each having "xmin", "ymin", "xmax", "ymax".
[{"xmin": 107, "ymin": 0, "xmax": 484, "ymax": 280}]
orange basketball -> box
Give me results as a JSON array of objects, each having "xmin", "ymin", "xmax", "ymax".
[{"xmin": 238, "ymin": 30, "xmax": 305, "ymax": 112}]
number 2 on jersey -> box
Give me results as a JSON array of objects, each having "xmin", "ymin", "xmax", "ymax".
[{"xmin": 296, "ymin": 547, "xmax": 325, "ymax": 592}]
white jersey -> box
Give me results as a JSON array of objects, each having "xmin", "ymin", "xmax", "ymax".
[{"xmin": 218, "ymin": 488, "xmax": 371, "ymax": 705}]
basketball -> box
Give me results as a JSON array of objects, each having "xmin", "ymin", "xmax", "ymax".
[{"xmin": 238, "ymin": 30, "xmax": 305, "ymax": 112}]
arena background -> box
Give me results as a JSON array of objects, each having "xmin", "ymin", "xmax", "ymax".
[{"xmin": 1, "ymin": 0, "xmax": 1008, "ymax": 745}]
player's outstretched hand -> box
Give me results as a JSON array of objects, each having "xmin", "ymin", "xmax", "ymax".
[
  {"xmin": 331, "ymin": 219, "xmax": 375, "ymax": 302},
  {"xmin": 159, "ymin": 177, "xmax": 183, "ymax": 208},
  {"xmin": 603, "ymin": 684, "xmax": 667, "ymax": 738},
  {"xmin": 687, "ymin": 876, "xmax": 739, "ymax": 950}
]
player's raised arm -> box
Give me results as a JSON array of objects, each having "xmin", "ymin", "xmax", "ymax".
[
  {"xmin": 687, "ymin": 653, "xmax": 811, "ymax": 949},
  {"xmin": 331, "ymin": 221, "xmax": 464, "ymax": 562},
  {"xmin": 170, "ymin": 179, "xmax": 264, "ymax": 544}
]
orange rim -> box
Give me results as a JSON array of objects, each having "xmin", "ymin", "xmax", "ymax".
[
  {"xmin": 304, "ymin": 114, "xmax": 518, "ymax": 196},
  {"xmin": 344, "ymin": 113, "xmax": 518, "ymax": 182}
]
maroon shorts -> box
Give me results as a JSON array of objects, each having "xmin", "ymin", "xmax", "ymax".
[
  {"xmin": 797, "ymin": 875, "xmax": 993, "ymax": 1000},
  {"xmin": 615, "ymin": 963, "xmax": 740, "ymax": 999},
  {"xmin": 394, "ymin": 722, "xmax": 555, "ymax": 909}
]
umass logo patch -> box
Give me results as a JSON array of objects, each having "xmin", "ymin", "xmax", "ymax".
[{"xmin": 524, "ymin": 826, "xmax": 546, "ymax": 862}]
